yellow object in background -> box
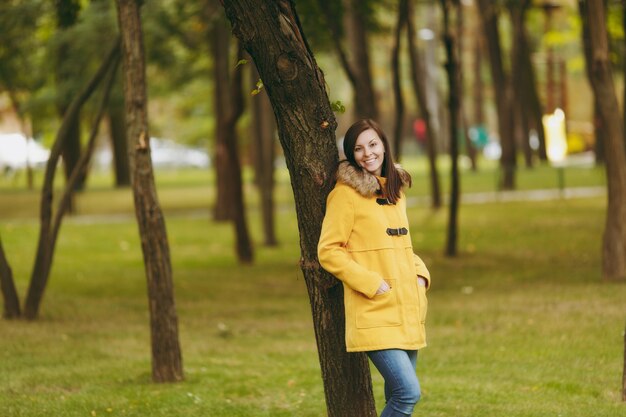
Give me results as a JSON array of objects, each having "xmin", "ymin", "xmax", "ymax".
[{"xmin": 542, "ymin": 108, "xmax": 568, "ymax": 164}]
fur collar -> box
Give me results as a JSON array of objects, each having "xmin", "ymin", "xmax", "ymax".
[{"xmin": 335, "ymin": 160, "xmax": 410, "ymax": 198}]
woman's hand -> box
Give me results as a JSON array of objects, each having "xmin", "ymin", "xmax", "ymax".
[{"xmin": 375, "ymin": 280, "xmax": 390, "ymax": 295}]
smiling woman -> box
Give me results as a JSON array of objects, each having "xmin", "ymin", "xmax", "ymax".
[{"xmin": 319, "ymin": 119, "xmax": 429, "ymax": 417}]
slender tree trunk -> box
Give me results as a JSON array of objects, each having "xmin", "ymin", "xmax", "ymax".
[
  {"xmin": 510, "ymin": 6, "xmax": 533, "ymax": 168},
  {"xmin": 116, "ymin": 0, "xmax": 184, "ymax": 382},
  {"xmin": 250, "ymin": 62, "xmax": 278, "ymax": 247},
  {"xmin": 456, "ymin": 3, "xmax": 477, "ymax": 171},
  {"xmin": 580, "ymin": 0, "xmax": 626, "ymax": 281},
  {"xmin": 344, "ymin": 0, "xmax": 379, "ymax": 120},
  {"xmin": 392, "ymin": 0, "xmax": 408, "ymax": 160},
  {"xmin": 222, "ymin": 1, "xmax": 377, "ymax": 415},
  {"xmin": 108, "ymin": 100, "xmax": 131, "ymax": 187},
  {"xmin": 0, "ymin": 236, "xmax": 20, "ymax": 319},
  {"xmin": 511, "ymin": 0, "xmax": 546, "ymax": 165},
  {"xmin": 407, "ymin": 0, "xmax": 442, "ymax": 209},
  {"xmin": 23, "ymin": 41, "xmax": 121, "ymax": 320},
  {"xmin": 56, "ymin": 0, "xmax": 84, "ymax": 194},
  {"xmin": 623, "ymin": 319, "xmax": 626, "ymax": 401},
  {"xmin": 226, "ymin": 45, "xmax": 254, "ymax": 264},
  {"xmin": 580, "ymin": 1, "xmax": 606, "ymax": 165},
  {"xmin": 442, "ymin": 0, "xmax": 461, "ymax": 257},
  {"xmin": 211, "ymin": 7, "xmax": 254, "ymax": 263},
  {"xmin": 212, "ymin": 12, "xmax": 235, "ymax": 222},
  {"xmin": 476, "ymin": 0, "xmax": 516, "ymax": 190}
]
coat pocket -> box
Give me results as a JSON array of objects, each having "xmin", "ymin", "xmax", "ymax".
[
  {"xmin": 417, "ymin": 283, "xmax": 428, "ymax": 324},
  {"xmin": 355, "ymin": 279, "xmax": 402, "ymax": 329}
]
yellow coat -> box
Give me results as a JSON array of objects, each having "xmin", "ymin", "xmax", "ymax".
[{"xmin": 318, "ymin": 161, "xmax": 430, "ymax": 352}]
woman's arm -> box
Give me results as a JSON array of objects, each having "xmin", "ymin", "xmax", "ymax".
[{"xmin": 318, "ymin": 186, "xmax": 384, "ymax": 299}]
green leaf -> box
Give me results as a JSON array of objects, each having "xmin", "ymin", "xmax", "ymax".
[
  {"xmin": 235, "ymin": 59, "xmax": 248, "ymax": 68},
  {"xmin": 250, "ymin": 79, "xmax": 264, "ymax": 96},
  {"xmin": 331, "ymin": 100, "xmax": 346, "ymax": 114}
]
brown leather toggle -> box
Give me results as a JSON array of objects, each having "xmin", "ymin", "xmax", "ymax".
[{"xmin": 386, "ymin": 227, "xmax": 408, "ymax": 236}]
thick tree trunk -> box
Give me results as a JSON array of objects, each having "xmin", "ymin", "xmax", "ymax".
[
  {"xmin": 442, "ymin": 0, "xmax": 461, "ymax": 257},
  {"xmin": 222, "ymin": 1, "xmax": 377, "ymax": 415},
  {"xmin": 250, "ymin": 62, "xmax": 278, "ymax": 247},
  {"xmin": 476, "ymin": 0, "xmax": 516, "ymax": 190},
  {"xmin": 108, "ymin": 100, "xmax": 131, "ymax": 187},
  {"xmin": 406, "ymin": 0, "xmax": 442, "ymax": 209},
  {"xmin": 115, "ymin": 0, "xmax": 184, "ymax": 382},
  {"xmin": 581, "ymin": 0, "xmax": 626, "ymax": 281},
  {"xmin": 0, "ymin": 236, "xmax": 20, "ymax": 319},
  {"xmin": 391, "ymin": 0, "xmax": 407, "ymax": 160},
  {"xmin": 23, "ymin": 41, "xmax": 121, "ymax": 320}
]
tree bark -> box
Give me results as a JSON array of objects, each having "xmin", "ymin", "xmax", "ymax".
[
  {"xmin": 108, "ymin": 99, "xmax": 131, "ymax": 187},
  {"xmin": 56, "ymin": 0, "xmax": 84, "ymax": 194},
  {"xmin": 250, "ymin": 62, "xmax": 278, "ymax": 247},
  {"xmin": 227, "ymin": 45, "xmax": 254, "ymax": 264},
  {"xmin": 211, "ymin": 10, "xmax": 235, "ymax": 222},
  {"xmin": 391, "ymin": 0, "xmax": 407, "ymax": 160},
  {"xmin": 476, "ymin": 0, "xmax": 517, "ymax": 190},
  {"xmin": 211, "ymin": 7, "xmax": 254, "ymax": 263},
  {"xmin": 115, "ymin": 0, "xmax": 184, "ymax": 382},
  {"xmin": 406, "ymin": 0, "xmax": 442, "ymax": 209},
  {"xmin": 222, "ymin": 1, "xmax": 377, "ymax": 415},
  {"xmin": 23, "ymin": 41, "xmax": 121, "ymax": 320},
  {"xmin": 0, "ymin": 236, "xmax": 20, "ymax": 319},
  {"xmin": 623, "ymin": 319, "xmax": 626, "ymax": 401},
  {"xmin": 314, "ymin": 0, "xmax": 379, "ymax": 120},
  {"xmin": 344, "ymin": 0, "xmax": 379, "ymax": 120},
  {"xmin": 510, "ymin": 0, "xmax": 547, "ymax": 165},
  {"xmin": 441, "ymin": 0, "xmax": 461, "ymax": 257},
  {"xmin": 580, "ymin": 0, "xmax": 626, "ymax": 281}
]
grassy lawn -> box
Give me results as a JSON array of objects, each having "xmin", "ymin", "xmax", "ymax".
[{"xmin": 0, "ymin": 158, "xmax": 624, "ymax": 416}]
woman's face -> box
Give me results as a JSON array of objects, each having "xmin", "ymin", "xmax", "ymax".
[{"xmin": 353, "ymin": 128, "xmax": 385, "ymax": 176}]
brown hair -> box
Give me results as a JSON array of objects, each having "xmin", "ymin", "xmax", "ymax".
[{"xmin": 342, "ymin": 119, "xmax": 411, "ymax": 204}]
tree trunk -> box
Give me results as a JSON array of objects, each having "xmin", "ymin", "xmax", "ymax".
[
  {"xmin": 250, "ymin": 62, "xmax": 278, "ymax": 247},
  {"xmin": 222, "ymin": 1, "xmax": 377, "ymax": 415},
  {"xmin": 406, "ymin": 0, "xmax": 442, "ymax": 209},
  {"xmin": 108, "ymin": 100, "xmax": 131, "ymax": 187},
  {"xmin": 510, "ymin": 6, "xmax": 533, "ymax": 168},
  {"xmin": 456, "ymin": 2, "xmax": 477, "ymax": 171},
  {"xmin": 23, "ymin": 41, "xmax": 121, "ymax": 320},
  {"xmin": 344, "ymin": 0, "xmax": 379, "ymax": 120},
  {"xmin": 0, "ymin": 236, "xmax": 20, "ymax": 319},
  {"xmin": 211, "ymin": 11, "xmax": 235, "ymax": 222},
  {"xmin": 211, "ymin": 8, "xmax": 254, "ymax": 263},
  {"xmin": 227, "ymin": 45, "xmax": 254, "ymax": 264},
  {"xmin": 391, "ymin": 0, "xmax": 408, "ymax": 160},
  {"xmin": 623, "ymin": 319, "xmax": 626, "ymax": 401},
  {"xmin": 441, "ymin": 0, "xmax": 461, "ymax": 257},
  {"xmin": 510, "ymin": 0, "xmax": 546, "ymax": 165},
  {"xmin": 56, "ymin": 0, "xmax": 85, "ymax": 194},
  {"xmin": 580, "ymin": 1, "xmax": 606, "ymax": 165},
  {"xmin": 580, "ymin": 0, "xmax": 626, "ymax": 281},
  {"xmin": 115, "ymin": 0, "xmax": 184, "ymax": 382},
  {"xmin": 476, "ymin": 0, "xmax": 516, "ymax": 190}
]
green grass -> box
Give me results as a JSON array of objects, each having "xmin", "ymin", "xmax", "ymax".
[{"xmin": 0, "ymin": 158, "xmax": 624, "ymax": 416}]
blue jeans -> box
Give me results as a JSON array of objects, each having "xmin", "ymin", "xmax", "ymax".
[{"xmin": 366, "ymin": 349, "xmax": 420, "ymax": 417}]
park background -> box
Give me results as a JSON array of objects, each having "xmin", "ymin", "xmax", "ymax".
[{"xmin": 1, "ymin": 0, "xmax": 625, "ymax": 416}]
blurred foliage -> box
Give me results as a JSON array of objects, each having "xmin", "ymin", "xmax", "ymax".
[{"xmin": 0, "ymin": 0, "xmax": 623, "ymax": 154}]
